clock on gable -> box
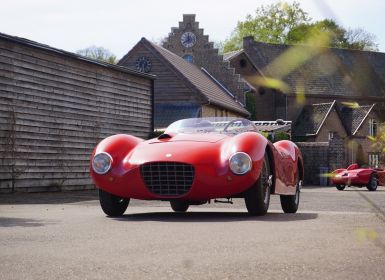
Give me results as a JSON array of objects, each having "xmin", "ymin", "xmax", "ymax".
[
  {"xmin": 181, "ymin": 31, "xmax": 196, "ymax": 48},
  {"xmin": 135, "ymin": 56, "xmax": 152, "ymax": 73}
]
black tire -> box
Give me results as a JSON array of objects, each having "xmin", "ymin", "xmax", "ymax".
[
  {"xmin": 280, "ymin": 172, "xmax": 301, "ymax": 213},
  {"xmin": 367, "ymin": 174, "xmax": 378, "ymax": 191},
  {"xmin": 170, "ymin": 200, "xmax": 189, "ymax": 212},
  {"xmin": 244, "ymin": 153, "xmax": 272, "ymax": 216},
  {"xmin": 336, "ymin": 185, "xmax": 346, "ymax": 191},
  {"xmin": 99, "ymin": 189, "xmax": 129, "ymax": 217}
]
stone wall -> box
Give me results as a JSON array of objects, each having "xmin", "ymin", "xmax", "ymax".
[{"xmin": 297, "ymin": 135, "xmax": 346, "ymax": 185}]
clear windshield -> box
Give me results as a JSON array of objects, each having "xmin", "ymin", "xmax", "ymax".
[{"xmin": 165, "ymin": 117, "xmax": 257, "ymax": 135}]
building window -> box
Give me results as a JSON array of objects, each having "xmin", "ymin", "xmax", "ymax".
[
  {"xmin": 183, "ymin": 54, "xmax": 193, "ymax": 63},
  {"xmin": 328, "ymin": 131, "xmax": 334, "ymax": 140},
  {"xmin": 368, "ymin": 153, "xmax": 380, "ymax": 167},
  {"xmin": 369, "ymin": 119, "xmax": 377, "ymax": 136},
  {"xmin": 239, "ymin": 59, "xmax": 247, "ymax": 68}
]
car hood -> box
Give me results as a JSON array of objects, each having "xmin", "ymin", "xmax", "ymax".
[{"xmin": 126, "ymin": 136, "xmax": 226, "ymax": 166}]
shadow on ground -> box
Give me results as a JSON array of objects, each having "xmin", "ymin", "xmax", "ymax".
[
  {"xmin": 0, "ymin": 190, "xmax": 98, "ymax": 205},
  {"xmin": 112, "ymin": 211, "xmax": 318, "ymax": 223},
  {"xmin": 0, "ymin": 217, "xmax": 54, "ymax": 227}
]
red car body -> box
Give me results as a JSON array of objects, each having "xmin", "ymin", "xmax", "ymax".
[
  {"xmin": 90, "ymin": 118, "xmax": 304, "ymax": 216},
  {"xmin": 331, "ymin": 163, "xmax": 385, "ymax": 191}
]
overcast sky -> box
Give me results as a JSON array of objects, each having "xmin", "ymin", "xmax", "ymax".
[{"xmin": 1, "ymin": 0, "xmax": 384, "ymax": 59}]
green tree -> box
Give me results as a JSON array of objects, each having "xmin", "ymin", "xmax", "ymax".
[
  {"xmin": 287, "ymin": 19, "xmax": 347, "ymax": 47},
  {"xmin": 223, "ymin": 1, "xmax": 310, "ymax": 52},
  {"xmin": 223, "ymin": 1, "xmax": 378, "ymax": 52},
  {"xmin": 288, "ymin": 19, "xmax": 378, "ymax": 51},
  {"xmin": 76, "ymin": 46, "xmax": 117, "ymax": 64}
]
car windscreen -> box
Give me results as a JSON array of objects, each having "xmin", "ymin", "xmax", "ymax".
[{"xmin": 165, "ymin": 117, "xmax": 257, "ymax": 135}]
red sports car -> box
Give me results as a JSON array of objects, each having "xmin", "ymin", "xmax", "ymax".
[
  {"xmin": 331, "ymin": 163, "xmax": 385, "ymax": 191},
  {"xmin": 90, "ymin": 117, "xmax": 304, "ymax": 216}
]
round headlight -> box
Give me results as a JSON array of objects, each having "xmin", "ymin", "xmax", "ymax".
[
  {"xmin": 92, "ymin": 152, "xmax": 113, "ymax": 175},
  {"xmin": 229, "ymin": 152, "xmax": 252, "ymax": 175}
]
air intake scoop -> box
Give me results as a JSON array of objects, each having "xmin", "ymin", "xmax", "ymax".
[{"xmin": 158, "ymin": 133, "xmax": 174, "ymax": 140}]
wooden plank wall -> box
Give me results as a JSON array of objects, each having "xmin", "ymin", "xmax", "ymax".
[{"xmin": 0, "ymin": 38, "xmax": 153, "ymax": 192}]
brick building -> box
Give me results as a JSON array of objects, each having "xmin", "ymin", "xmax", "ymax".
[
  {"xmin": 225, "ymin": 37, "xmax": 385, "ymax": 122},
  {"xmin": 293, "ymin": 101, "xmax": 383, "ymax": 167},
  {"xmin": 119, "ymin": 29, "xmax": 249, "ymax": 128},
  {"xmin": 224, "ymin": 36, "xmax": 385, "ymax": 167}
]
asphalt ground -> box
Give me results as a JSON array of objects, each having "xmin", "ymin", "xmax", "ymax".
[{"xmin": 1, "ymin": 186, "xmax": 385, "ymax": 280}]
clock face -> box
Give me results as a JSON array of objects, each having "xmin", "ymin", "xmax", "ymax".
[
  {"xmin": 135, "ymin": 56, "xmax": 152, "ymax": 73},
  {"xmin": 181, "ymin": 32, "xmax": 196, "ymax": 48}
]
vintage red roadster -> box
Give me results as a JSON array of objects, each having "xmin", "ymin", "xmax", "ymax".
[
  {"xmin": 331, "ymin": 163, "xmax": 385, "ymax": 191},
  {"xmin": 90, "ymin": 118, "xmax": 304, "ymax": 216}
]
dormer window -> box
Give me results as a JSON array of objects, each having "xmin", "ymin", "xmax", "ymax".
[
  {"xmin": 328, "ymin": 131, "xmax": 334, "ymax": 140},
  {"xmin": 369, "ymin": 119, "xmax": 377, "ymax": 136}
]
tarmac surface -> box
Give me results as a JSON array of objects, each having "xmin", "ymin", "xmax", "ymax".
[{"xmin": 1, "ymin": 186, "xmax": 385, "ymax": 280}]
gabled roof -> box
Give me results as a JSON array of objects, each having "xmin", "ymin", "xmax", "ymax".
[
  {"xmin": 293, "ymin": 101, "xmax": 378, "ymax": 137},
  {"xmin": 223, "ymin": 49, "xmax": 244, "ymax": 61},
  {"xmin": 242, "ymin": 37, "xmax": 385, "ymax": 98},
  {"xmin": 122, "ymin": 38, "xmax": 249, "ymax": 116},
  {"xmin": 0, "ymin": 32, "xmax": 155, "ymax": 80},
  {"xmin": 338, "ymin": 104, "xmax": 376, "ymax": 135},
  {"xmin": 292, "ymin": 101, "xmax": 336, "ymax": 137}
]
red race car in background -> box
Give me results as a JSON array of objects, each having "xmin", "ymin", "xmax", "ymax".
[
  {"xmin": 90, "ymin": 117, "xmax": 304, "ymax": 217},
  {"xmin": 331, "ymin": 163, "xmax": 385, "ymax": 191}
]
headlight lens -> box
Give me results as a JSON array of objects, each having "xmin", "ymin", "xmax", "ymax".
[
  {"xmin": 229, "ymin": 152, "xmax": 252, "ymax": 175},
  {"xmin": 92, "ymin": 152, "xmax": 113, "ymax": 174}
]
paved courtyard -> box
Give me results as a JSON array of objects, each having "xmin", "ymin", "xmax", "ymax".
[{"xmin": 1, "ymin": 186, "xmax": 385, "ymax": 280}]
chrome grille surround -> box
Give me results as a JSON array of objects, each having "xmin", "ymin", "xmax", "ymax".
[{"xmin": 140, "ymin": 162, "xmax": 195, "ymax": 196}]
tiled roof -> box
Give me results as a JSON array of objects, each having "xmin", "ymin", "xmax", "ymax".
[
  {"xmin": 338, "ymin": 104, "xmax": 375, "ymax": 135},
  {"xmin": 292, "ymin": 101, "xmax": 335, "ymax": 136},
  {"xmin": 243, "ymin": 39, "xmax": 385, "ymax": 98},
  {"xmin": 293, "ymin": 101, "xmax": 376, "ymax": 137},
  {"xmin": 143, "ymin": 39, "xmax": 249, "ymax": 116}
]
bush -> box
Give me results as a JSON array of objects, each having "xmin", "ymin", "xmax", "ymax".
[{"xmin": 148, "ymin": 130, "xmax": 164, "ymax": 139}]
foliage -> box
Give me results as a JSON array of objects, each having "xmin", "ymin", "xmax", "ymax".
[
  {"xmin": 245, "ymin": 91, "xmax": 257, "ymax": 120},
  {"xmin": 223, "ymin": 1, "xmax": 309, "ymax": 52},
  {"xmin": 368, "ymin": 122, "xmax": 385, "ymax": 153},
  {"xmin": 288, "ymin": 19, "xmax": 378, "ymax": 51},
  {"xmin": 76, "ymin": 46, "xmax": 117, "ymax": 64},
  {"xmin": 223, "ymin": 1, "xmax": 378, "ymax": 52},
  {"xmin": 148, "ymin": 130, "xmax": 164, "ymax": 139},
  {"xmin": 274, "ymin": 132, "xmax": 291, "ymax": 142}
]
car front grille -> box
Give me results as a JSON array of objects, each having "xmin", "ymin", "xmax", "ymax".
[{"xmin": 140, "ymin": 162, "xmax": 195, "ymax": 196}]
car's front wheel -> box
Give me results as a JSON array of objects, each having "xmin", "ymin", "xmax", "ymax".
[
  {"xmin": 336, "ymin": 184, "xmax": 346, "ymax": 191},
  {"xmin": 367, "ymin": 174, "xmax": 378, "ymax": 191},
  {"xmin": 170, "ymin": 200, "xmax": 189, "ymax": 212},
  {"xmin": 280, "ymin": 173, "xmax": 301, "ymax": 213},
  {"xmin": 244, "ymin": 153, "xmax": 272, "ymax": 216},
  {"xmin": 99, "ymin": 189, "xmax": 129, "ymax": 217}
]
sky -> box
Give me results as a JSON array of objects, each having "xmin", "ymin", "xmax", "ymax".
[{"xmin": 1, "ymin": 0, "xmax": 384, "ymax": 59}]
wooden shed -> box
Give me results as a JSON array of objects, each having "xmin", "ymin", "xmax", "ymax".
[{"xmin": 0, "ymin": 33, "xmax": 154, "ymax": 192}]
